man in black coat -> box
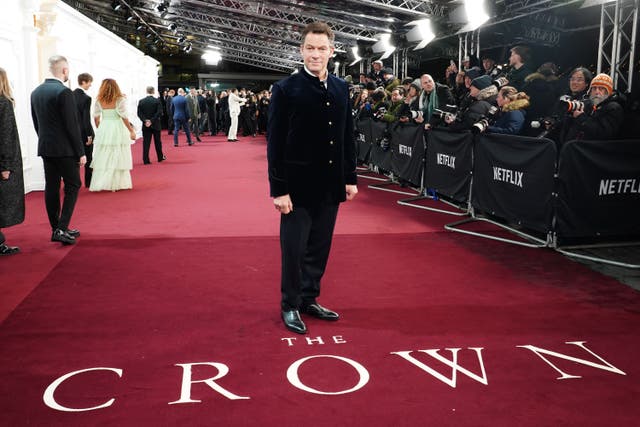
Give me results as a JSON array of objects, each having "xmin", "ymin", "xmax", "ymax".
[
  {"xmin": 137, "ymin": 86, "xmax": 165, "ymax": 164},
  {"xmin": 267, "ymin": 22, "xmax": 358, "ymax": 334},
  {"xmin": 72, "ymin": 72, "xmax": 94, "ymax": 188},
  {"xmin": 31, "ymin": 55, "xmax": 86, "ymax": 245}
]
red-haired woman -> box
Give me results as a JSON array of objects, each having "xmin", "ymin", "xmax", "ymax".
[{"xmin": 90, "ymin": 78, "xmax": 136, "ymax": 192}]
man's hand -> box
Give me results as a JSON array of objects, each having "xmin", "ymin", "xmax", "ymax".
[
  {"xmin": 144, "ymin": 120, "xmax": 152, "ymax": 128},
  {"xmin": 273, "ymin": 194, "xmax": 293, "ymax": 214},
  {"xmin": 346, "ymin": 185, "xmax": 358, "ymax": 201},
  {"xmin": 572, "ymin": 107, "xmax": 585, "ymax": 118},
  {"xmin": 79, "ymin": 155, "xmax": 87, "ymax": 166},
  {"xmin": 1, "ymin": 171, "xmax": 10, "ymax": 180},
  {"xmin": 86, "ymin": 136, "xmax": 93, "ymax": 146}
]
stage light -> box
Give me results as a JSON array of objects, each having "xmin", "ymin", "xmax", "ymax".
[
  {"xmin": 125, "ymin": 11, "xmax": 134, "ymax": 22},
  {"xmin": 581, "ymin": 0, "xmax": 616, "ymax": 7},
  {"xmin": 349, "ymin": 45, "xmax": 362, "ymax": 66},
  {"xmin": 372, "ymin": 33, "xmax": 395, "ymax": 60},
  {"xmin": 145, "ymin": 31, "xmax": 154, "ymax": 39},
  {"xmin": 177, "ymin": 36, "xmax": 186, "ymax": 44},
  {"xmin": 405, "ymin": 19, "xmax": 436, "ymax": 50},
  {"xmin": 202, "ymin": 50, "xmax": 222, "ymax": 65},
  {"xmin": 167, "ymin": 23, "xmax": 177, "ymax": 32},
  {"xmin": 111, "ymin": 1, "xmax": 123, "ymax": 11},
  {"xmin": 135, "ymin": 21, "xmax": 145, "ymax": 31},
  {"xmin": 183, "ymin": 44, "xmax": 192, "ymax": 54},
  {"xmin": 458, "ymin": 0, "xmax": 489, "ymax": 33}
]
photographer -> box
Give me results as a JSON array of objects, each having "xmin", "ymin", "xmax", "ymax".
[
  {"xmin": 359, "ymin": 89, "xmax": 389, "ymax": 120},
  {"xmin": 445, "ymin": 75, "xmax": 498, "ymax": 132},
  {"xmin": 505, "ymin": 45, "xmax": 534, "ymax": 91},
  {"xmin": 415, "ymin": 73, "xmax": 456, "ymax": 127},
  {"xmin": 379, "ymin": 87, "xmax": 406, "ymax": 124},
  {"xmin": 485, "ymin": 86, "xmax": 530, "ymax": 135},
  {"xmin": 564, "ymin": 73, "xmax": 624, "ymax": 141}
]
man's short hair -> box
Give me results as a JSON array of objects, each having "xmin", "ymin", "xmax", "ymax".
[
  {"xmin": 510, "ymin": 45, "xmax": 531, "ymax": 64},
  {"xmin": 48, "ymin": 55, "xmax": 68, "ymax": 74},
  {"xmin": 77, "ymin": 73, "xmax": 93, "ymax": 85},
  {"xmin": 146, "ymin": 86, "xmax": 155, "ymax": 94},
  {"xmin": 393, "ymin": 87, "xmax": 405, "ymax": 96},
  {"xmin": 301, "ymin": 21, "xmax": 334, "ymax": 45}
]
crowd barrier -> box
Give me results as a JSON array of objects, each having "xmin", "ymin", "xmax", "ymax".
[{"xmin": 354, "ymin": 117, "xmax": 640, "ymax": 268}]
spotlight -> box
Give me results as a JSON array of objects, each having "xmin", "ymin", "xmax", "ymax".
[
  {"xmin": 453, "ymin": 0, "xmax": 489, "ymax": 33},
  {"xmin": 371, "ymin": 33, "xmax": 395, "ymax": 60},
  {"xmin": 349, "ymin": 45, "xmax": 362, "ymax": 66},
  {"xmin": 177, "ymin": 36, "xmax": 186, "ymax": 44},
  {"xmin": 183, "ymin": 44, "xmax": 192, "ymax": 53},
  {"xmin": 111, "ymin": 1, "xmax": 123, "ymax": 11},
  {"xmin": 135, "ymin": 21, "xmax": 145, "ymax": 31},
  {"xmin": 145, "ymin": 31, "xmax": 154, "ymax": 39},
  {"xmin": 405, "ymin": 19, "xmax": 436, "ymax": 50},
  {"xmin": 167, "ymin": 23, "xmax": 177, "ymax": 32},
  {"xmin": 155, "ymin": 4, "xmax": 167, "ymax": 13},
  {"xmin": 125, "ymin": 11, "xmax": 135, "ymax": 22}
]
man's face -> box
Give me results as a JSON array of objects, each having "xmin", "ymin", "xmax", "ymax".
[
  {"xmin": 483, "ymin": 59, "xmax": 494, "ymax": 71},
  {"xmin": 373, "ymin": 62, "xmax": 382, "ymax": 71},
  {"xmin": 300, "ymin": 32, "xmax": 334, "ymax": 77},
  {"xmin": 509, "ymin": 51, "xmax": 521, "ymax": 66},
  {"xmin": 421, "ymin": 75, "xmax": 435, "ymax": 93},
  {"xmin": 82, "ymin": 80, "xmax": 92, "ymax": 90},
  {"xmin": 391, "ymin": 90, "xmax": 403, "ymax": 103},
  {"xmin": 589, "ymin": 86, "xmax": 609, "ymax": 106},
  {"xmin": 61, "ymin": 63, "xmax": 70, "ymax": 83},
  {"xmin": 469, "ymin": 86, "xmax": 480, "ymax": 98},
  {"xmin": 569, "ymin": 71, "xmax": 588, "ymax": 94}
]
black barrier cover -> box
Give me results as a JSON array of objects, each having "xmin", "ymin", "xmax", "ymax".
[
  {"xmin": 355, "ymin": 118, "xmax": 373, "ymax": 163},
  {"xmin": 473, "ymin": 134, "xmax": 556, "ymax": 233},
  {"xmin": 368, "ymin": 120, "xmax": 392, "ymax": 172},
  {"xmin": 556, "ymin": 139, "xmax": 640, "ymax": 240},
  {"xmin": 424, "ymin": 130, "xmax": 474, "ymax": 203},
  {"xmin": 389, "ymin": 123, "xmax": 425, "ymax": 187}
]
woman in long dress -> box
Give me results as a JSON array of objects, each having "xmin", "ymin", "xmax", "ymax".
[{"xmin": 90, "ymin": 78, "xmax": 135, "ymax": 192}]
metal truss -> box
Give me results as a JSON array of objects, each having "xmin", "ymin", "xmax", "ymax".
[
  {"xmin": 177, "ymin": 0, "xmax": 380, "ymax": 41},
  {"xmin": 345, "ymin": 0, "xmax": 447, "ymax": 17},
  {"xmin": 597, "ymin": 0, "xmax": 638, "ymax": 92}
]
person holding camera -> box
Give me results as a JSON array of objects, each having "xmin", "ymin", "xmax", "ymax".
[
  {"xmin": 414, "ymin": 74, "xmax": 456, "ymax": 127},
  {"xmin": 445, "ymin": 75, "xmax": 498, "ymax": 132},
  {"xmin": 484, "ymin": 86, "xmax": 530, "ymax": 135},
  {"xmin": 380, "ymin": 87, "xmax": 407, "ymax": 124},
  {"xmin": 564, "ymin": 73, "xmax": 624, "ymax": 142}
]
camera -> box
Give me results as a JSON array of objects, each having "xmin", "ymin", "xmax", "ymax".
[
  {"xmin": 432, "ymin": 104, "xmax": 458, "ymax": 122},
  {"xmin": 558, "ymin": 95, "xmax": 592, "ymax": 113},
  {"xmin": 530, "ymin": 116, "xmax": 559, "ymax": 138},
  {"xmin": 492, "ymin": 76, "xmax": 509, "ymax": 89},
  {"xmin": 471, "ymin": 106, "xmax": 499, "ymax": 134},
  {"xmin": 374, "ymin": 107, "xmax": 387, "ymax": 120},
  {"xmin": 472, "ymin": 118, "xmax": 489, "ymax": 134}
]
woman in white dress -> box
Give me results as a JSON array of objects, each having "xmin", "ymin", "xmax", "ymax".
[{"xmin": 89, "ymin": 78, "xmax": 135, "ymax": 192}]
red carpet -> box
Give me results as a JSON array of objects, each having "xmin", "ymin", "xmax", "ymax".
[{"xmin": 1, "ymin": 133, "xmax": 640, "ymax": 426}]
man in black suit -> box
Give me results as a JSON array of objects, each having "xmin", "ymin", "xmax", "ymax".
[
  {"xmin": 137, "ymin": 86, "xmax": 165, "ymax": 164},
  {"xmin": 72, "ymin": 72, "xmax": 94, "ymax": 188},
  {"xmin": 31, "ymin": 55, "xmax": 86, "ymax": 245},
  {"xmin": 267, "ymin": 22, "xmax": 358, "ymax": 334}
]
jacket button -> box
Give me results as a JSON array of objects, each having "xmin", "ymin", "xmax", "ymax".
[
  {"xmin": 329, "ymin": 160, "xmax": 333, "ymax": 164},
  {"xmin": 329, "ymin": 140, "xmax": 334, "ymax": 145},
  {"xmin": 326, "ymin": 102, "xmax": 330, "ymax": 106},
  {"xmin": 328, "ymin": 121, "xmax": 332, "ymax": 126}
]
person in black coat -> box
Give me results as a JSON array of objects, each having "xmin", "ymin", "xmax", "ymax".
[
  {"xmin": 0, "ymin": 67, "xmax": 24, "ymax": 255},
  {"xmin": 30, "ymin": 55, "xmax": 86, "ymax": 245},
  {"xmin": 206, "ymin": 90, "xmax": 217, "ymax": 136},
  {"xmin": 72, "ymin": 72, "xmax": 94, "ymax": 187},
  {"xmin": 564, "ymin": 73, "xmax": 625, "ymax": 142},
  {"xmin": 137, "ymin": 86, "xmax": 165, "ymax": 164},
  {"xmin": 268, "ymin": 22, "xmax": 358, "ymax": 335}
]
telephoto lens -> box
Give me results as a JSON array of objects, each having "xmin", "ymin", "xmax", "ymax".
[{"xmin": 471, "ymin": 118, "xmax": 489, "ymax": 134}]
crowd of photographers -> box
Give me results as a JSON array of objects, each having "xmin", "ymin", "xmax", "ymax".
[{"xmin": 348, "ymin": 45, "xmax": 634, "ymax": 146}]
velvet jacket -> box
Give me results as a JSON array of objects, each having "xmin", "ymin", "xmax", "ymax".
[
  {"xmin": 267, "ymin": 69, "xmax": 357, "ymax": 206},
  {"xmin": 30, "ymin": 79, "xmax": 85, "ymax": 159}
]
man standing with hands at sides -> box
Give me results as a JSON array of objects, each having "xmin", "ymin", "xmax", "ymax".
[
  {"xmin": 31, "ymin": 55, "xmax": 86, "ymax": 245},
  {"xmin": 137, "ymin": 86, "xmax": 165, "ymax": 164},
  {"xmin": 267, "ymin": 22, "xmax": 358, "ymax": 334},
  {"xmin": 73, "ymin": 73, "xmax": 94, "ymax": 188}
]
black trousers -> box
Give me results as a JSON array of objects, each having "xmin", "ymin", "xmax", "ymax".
[
  {"xmin": 83, "ymin": 143, "xmax": 93, "ymax": 188},
  {"xmin": 142, "ymin": 127, "xmax": 164, "ymax": 164},
  {"xmin": 42, "ymin": 157, "xmax": 81, "ymax": 231},
  {"xmin": 280, "ymin": 202, "xmax": 339, "ymax": 311}
]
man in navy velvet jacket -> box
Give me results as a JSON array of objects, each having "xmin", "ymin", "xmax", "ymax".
[{"xmin": 267, "ymin": 22, "xmax": 358, "ymax": 334}]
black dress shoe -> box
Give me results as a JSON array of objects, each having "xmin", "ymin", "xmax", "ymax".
[
  {"xmin": 196, "ymin": 137, "xmax": 202, "ymax": 142},
  {"xmin": 144, "ymin": 161, "xmax": 151, "ymax": 165},
  {"xmin": 300, "ymin": 303, "xmax": 339, "ymax": 321},
  {"xmin": 281, "ymin": 310, "xmax": 307, "ymax": 334},
  {"xmin": 0, "ymin": 243, "xmax": 20, "ymax": 256},
  {"xmin": 159, "ymin": 155, "xmax": 166, "ymax": 162},
  {"xmin": 51, "ymin": 229, "xmax": 76, "ymax": 245},
  {"xmin": 66, "ymin": 229, "xmax": 80, "ymax": 238}
]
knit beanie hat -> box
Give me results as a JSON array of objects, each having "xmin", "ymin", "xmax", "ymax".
[
  {"xmin": 471, "ymin": 75, "xmax": 492, "ymax": 90},
  {"xmin": 590, "ymin": 73, "xmax": 613, "ymax": 94},
  {"xmin": 465, "ymin": 67, "xmax": 483, "ymax": 81}
]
